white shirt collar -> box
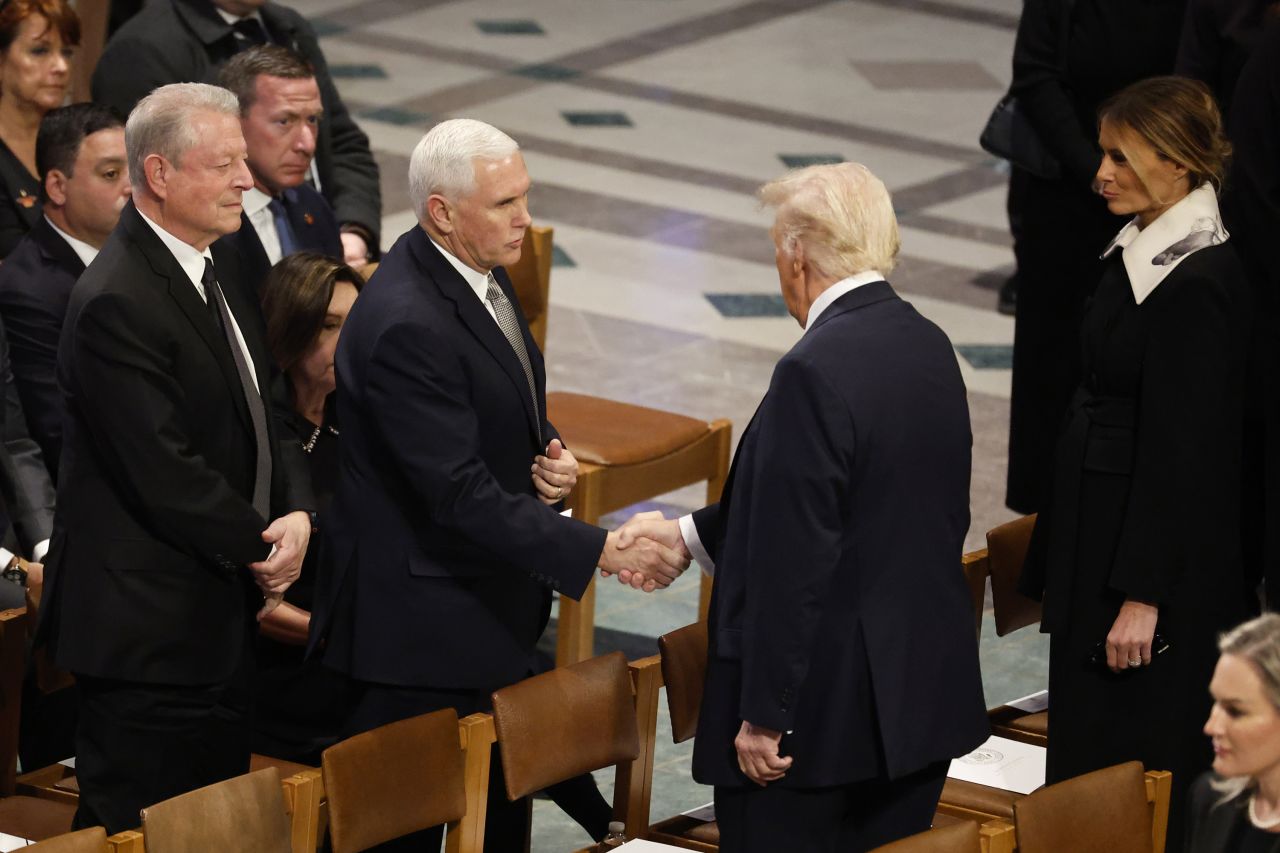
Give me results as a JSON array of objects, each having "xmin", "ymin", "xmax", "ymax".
[
  {"xmin": 215, "ymin": 7, "xmax": 265, "ymax": 26},
  {"xmin": 43, "ymin": 216, "xmax": 98, "ymax": 267},
  {"xmin": 242, "ymin": 186, "xmax": 273, "ymax": 217},
  {"xmin": 804, "ymin": 270, "xmax": 884, "ymax": 332},
  {"xmin": 427, "ymin": 234, "xmax": 492, "ymax": 305},
  {"xmin": 136, "ymin": 208, "xmax": 213, "ymax": 297}
]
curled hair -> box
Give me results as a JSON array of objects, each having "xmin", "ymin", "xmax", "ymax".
[
  {"xmin": 217, "ymin": 45, "xmax": 314, "ymax": 115},
  {"xmin": 408, "ymin": 119, "xmax": 519, "ymax": 219},
  {"xmin": 125, "ymin": 83, "xmax": 239, "ymax": 191},
  {"xmin": 1211, "ymin": 614, "xmax": 1280, "ymax": 803},
  {"xmin": 759, "ymin": 161, "xmax": 900, "ymax": 280},
  {"xmin": 261, "ymin": 252, "xmax": 363, "ymax": 376},
  {"xmin": 1099, "ymin": 76, "xmax": 1231, "ymax": 199},
  {"xmin": 0, "ymin": 0, "xmax": 79, "ymax": 52}
]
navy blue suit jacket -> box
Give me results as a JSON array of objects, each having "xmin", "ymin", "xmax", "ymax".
[
  {"xmin": 309, "ymin": 225, "xmax": 605, "ymax": 690},
  {"xmin": 0, "ymin": 216, "xmax": 85, "ymax": 477},
  {"xmin": 690, "ymin": 282, "xmax": 988, "ymax": 789},
  {"xmin": 216, "ymin": 183, "xmax": 343, "ymax": 296}
]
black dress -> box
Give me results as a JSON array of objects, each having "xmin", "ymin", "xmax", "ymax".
[
  {"xmin": 1020, "ymin": 244, "xmax": 1257, "ymax": 850},
  {"xmin": 1005, "ymin": 0, "xmax": 1185, "ymax": 512},
  {"xmin": 1185, "ymin": 774, "xmax": 1280, "ymax": 853},
  {"xmin": 251, "ymin": 398, "xmax": 350, "ymax": 766},
  {"xmin": 0, "ymin": 138, "xmax": 41, "ymax": 260}
]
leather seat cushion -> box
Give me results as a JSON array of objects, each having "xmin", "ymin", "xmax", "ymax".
[
  {"xmin": 546, "ymin": 392, "xmax": 708, "ymax": 466},
  {"xmin": 0, "ymin": 795, "xmax": 77, "ymax": 841},
  {"xmin": 941, "ymin": 778, "xmax": 1020, "ymax": 818}
]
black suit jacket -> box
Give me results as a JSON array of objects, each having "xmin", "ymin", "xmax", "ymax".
[
  {"xmin": 309, "ymin": 225, "xmax": 605, "ymax": 690},
  {"xmin": 689, "ymin": 282, "xmax": 988, "ymax": 789},
  {"xmin": 38, "ymin": 202, "xmax": 312, "ymax": 686},
  {"xmin": 1184, "ymin": 773, "xmax": 1280, "ymax": 852},
  {"xmin": 0, "ymin": 216, "xmax": 87, "ymax": 477},
  {"xmin": 91, "ymin": 0, "xmax": 380, "ymax": 245},
  {"xmin": 0, "ymin": 138, "xmax": 41, "ymax": 260},
  {"xmin": 216, "ymin": 183, "xmax": 343, "ymax": 296}
]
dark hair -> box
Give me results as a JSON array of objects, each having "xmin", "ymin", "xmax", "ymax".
[
  {"xmin": 217, "ymin": 44, "xmax": 313, "ymax": 114},
  {"xmin": 1098, "ymin": 76, "xmax": 1231, "ymax": 194},
  {"xmin": 0, "ymin": 0, "xmax": 79, "ymax": 52},
  {"xmin": 261, "ymin": 252, "xmax": 363, "ymax": 376},
  {"xmin": 36, "ymin": 102, "xmax": 125, "ymax": 187}
]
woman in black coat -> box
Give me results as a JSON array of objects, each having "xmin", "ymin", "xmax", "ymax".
[
  {"xmin": 1186, "ymin": 614, "xmax": 1280, "ymax": 851},
  {"xmin": 1005, "ymin": 0, "xmax": 1185, "ymax": 512},
  {"xmin": 1019, "ymin": 77, "xmax": 1257, "ymax": 851}
]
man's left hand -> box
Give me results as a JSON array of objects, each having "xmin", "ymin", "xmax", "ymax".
[
  {"xmin": 533, "ymin": 438, "xmax": 578, "ymax": 505},
  {"xmin": 250, "ymin": 510, "xmax": 311, "ymax": 597},
  {"xmin": 735, "ymin": 720, "xmax": 791, "ymax": 786},
  {"xmin": 341, "ymin": 232, "xmax": 369, "ymax": 270}
]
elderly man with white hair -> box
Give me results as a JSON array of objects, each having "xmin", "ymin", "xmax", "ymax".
[
  {"xmin": 37, "ymin": 82, "xmax": 314, "ymax": 833},
  {"xmin": 615, "ymin": 162, "xmax": 990, "ymax": 852},
  {"xmin": 308, "ymin": 118, "xmax": 689, "ymax": 851}
]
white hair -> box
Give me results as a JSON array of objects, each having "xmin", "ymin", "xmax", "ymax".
[
  {"xmin": 408, "ymin": 119, "xmax": 520, "ymax": 219},
  {"xmin": 126, "ymin": 83, "xmax": 241, "ymax": 191},
  {"xmin": 759, "ymin": 161, "xmax": 900, "ymax": 280}
]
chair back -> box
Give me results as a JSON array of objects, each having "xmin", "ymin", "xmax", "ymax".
[
  {"xmin": 987, "ymin": 514, "xmax": 1042, "ymax": 636},
  {"xmin": 491, "ymin": 651, "xmax": 639, "ymax": 800},
  {"xmin": 506, "ymin": 225, "xmax": 553, "ymax": 351},
  {"xmin": 870, "ymin": 822, "xmax": 982, "ymax": 853},
  {"xmin": 322, "ymin": 707, "xmax": 466, "ymax": 853},
  {"xmin": 1013, "ymin": 761, "xmax": 1153, "ymax": 853},
  {"xmin": 25, "ymin": 827, "xmax": 108, "ymax": 852},
  {"xmin": 658, "ymin": 621, "xmax": 707, "ymax": 743},
  {"xmin": 960, "ymin": 550, "xmax": 987, "ymax": 642},
  {"xmin": 0, "ymin": 607, "xmax": 27, "ymax": 796},
  {"xmin": 140, "ymin": 768, "xmax": 291, "ymax": 853}
]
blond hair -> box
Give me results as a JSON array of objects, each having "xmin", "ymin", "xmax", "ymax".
[{"xmin": 1211, "ymin": 614, "xmax": 1280, "ymax": 803}]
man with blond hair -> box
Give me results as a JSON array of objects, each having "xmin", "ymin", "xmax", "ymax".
[{"xmin": 615, "ymin": 162, "xmax": 989, "ymax": 851}]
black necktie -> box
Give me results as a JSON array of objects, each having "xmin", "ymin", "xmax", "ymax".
[
  {"xmin": 231, "ymin": 17, "xmax": 269, "ymax": 47},
  {"xmin": 202, "ymin": 258, "xmax": 272, "ymax": 519}
]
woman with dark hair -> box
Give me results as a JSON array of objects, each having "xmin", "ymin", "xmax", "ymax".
[
  {"xmin": 253, "ymin": 251, "xmax": 361, "ymax": 764},
  {"xmin": 0, "ymin": 0, "xmax": 78, "ymax": 258},
  {"xmin": 1019, "ymin": 76, "xmax": 1257, "ymax": 847},
  {"xmin": 1187, "ymin": 613, "xmax": 1280, "ymax": 851}
]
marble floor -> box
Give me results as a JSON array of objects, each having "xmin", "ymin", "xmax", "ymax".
[{"xmin": 287, "ymin": 0, "xmax": 1047, "ymax": 847}]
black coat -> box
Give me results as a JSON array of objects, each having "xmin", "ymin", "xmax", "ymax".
[
  {"xmin": 38, "ymin": 202, "xmax": 313, "ymax": 686},
  {"xmin": 1175, "ymin": 0, "xmax": 1279, "ymax": 121},
  {"xmin": 690, "ymin": 282, "xmax": 988, "ymax": 790},
  {"xmin": 1184, "ymin": 774, "xmax": 1280, "ymax": 853},
  {"xmin": 0, "ymin": 139, "xmax": 41, "ymax": 260},
  {"xmin": 215, "ymin": 183, "xmax": 344, "ymax": 296},
  {"xmin": 0, "ymin": 216, "xmax": 87, "ymax": 478},
  {"xmin": 309, "ymin": 226, "xmax": 605, "ymax": 691},
  {"xmin": 91, "ymin": 0, "xmax": 380, "ymax": 246},
  {"xmin": 1020, "ymin": 245, "xmax": 1257, "ymax": 849}
]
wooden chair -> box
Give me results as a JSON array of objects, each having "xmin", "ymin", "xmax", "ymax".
[
  {"xmin": 1013, "ymin": 761, "xmax": 1154, "ymax": 853},
  {"xmin": 488, "ymin": 651, "xmax": 663, "ymax": 849},
  {"xmin": 24, "ymin": 827, "xmax": 108, "ymax": 852},
  {"xmin": 140, "ymin": 767, "xmax": 292, "ymax": 853},
  {"xmin": 870, "ymin": 822, "xmax": 982, "ymax": 853},
  {"xmin": 507, "ymin": 225, "xmax": 734, "ymax": 666},
  {"xmin": 321, "ymin": 707, "xmax": 474, "ymax": 853}
]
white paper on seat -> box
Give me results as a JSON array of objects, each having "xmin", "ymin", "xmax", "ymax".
[
  {"xmin": 0, "ymin": 832, "xmax": 32, "ymax": 849},
  {"xmin": 1006, "ymin": 689, "xmax": 1049, "ymax": 713},
  {"xmin": 947, "ymin": 735, "xmax": 1046, "ymax": 795},
  {"xmin": 617, "ymin": 840, "xmax": 693, "ymax": 851},
  {"xmin": 681, "ymin": 801, "xmax": 715, "ymax": 822}
]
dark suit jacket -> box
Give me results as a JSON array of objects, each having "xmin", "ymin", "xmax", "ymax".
[
  {"xmin": 0, "ymin": 314, "xmax": 55, "ymax": 556},
  {"xmin": 0, "ymin": 216, "xmax": 87, "ymax": 478},
  {"xmin": 689, "ymin": 282, "xmax": 988, "ymax": 789},
  {"xmin": 38, "ymin": 202, "xmax": 312, "ymax": 686},
  {"xmin": 1184, "ymin": 773, "xmax": 1280, "ymax": 852},
  {"xmin": 1176, "ymin": 0, "xmax": 1278, "ymax": 120},
  {"xmin": 91, "ymin": 0, "xmax": 380, "ymax": 245},
  {"xmin": 216, "ymin": 183, "xmax": 343, "ymax": 296},
  {"xmin": 0, "ymin": 138, "xmax": 41, "ymax": 260},
  {"xmin": 309, "ymin": 225, "xmax": 605, "ymax": 691}
]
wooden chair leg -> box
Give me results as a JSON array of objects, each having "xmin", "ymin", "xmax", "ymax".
[
  {"xmin": 557, "ymin": 473, "xmax": 603, "ymax": 667},
  {"xmin": 448, "ymin": 714, "xmax": 494, "ymax": 853}
]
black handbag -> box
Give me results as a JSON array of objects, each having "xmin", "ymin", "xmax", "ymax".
[{"xmin": 979, "ymin": 0, "xmax": 1077, "ymax": 180}]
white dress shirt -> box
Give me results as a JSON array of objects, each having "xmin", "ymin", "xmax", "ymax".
[
  {"xmin": 45, "ymin": 216, "xmax": 99, "ymax": 267},
  {"xmin": 428, "ymin": 236, "xmax": 499, "ymax": 325},
  {"xmin": 243, "ymin": 187, "xmax": 283, "ymax": 266}
]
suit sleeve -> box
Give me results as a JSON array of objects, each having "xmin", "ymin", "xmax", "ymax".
[
  {"xmin": 90, "ymin": 35, "xmax": 182, "ymax": 116},
  {"xmin": 1011, "ymin": 0, "xmax": 1100, "ymax": 184},
  {"xmin": 0, "ymin": 323, "xmax": 53, "ymax": 550},
  {"xmin": 68, "ymin": 290, "xmax": 270, "ymax": 566},
  {"xmin": 738, "ymin": 356, "xmax": 852, "ymax": 734},
  {"xmin": 364, "ymin": 320, "xmax": 604, "ymax": 598}
]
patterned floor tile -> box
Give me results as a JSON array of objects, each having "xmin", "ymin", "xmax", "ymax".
[
  {"xmin": 956, "ymin": 343, "xmax": 1014, "ymax": 369},
  {"xmin": 778, "ymin": 153, "xmax": 844, "ymax": 168},
  {"xmin": 328, "ymin": 63, "xmax": 387, "ymax": 79},
  {"xmin": 475, "ymin": 19, "xmax": 546, "ymax": 35},
  {"xmin": 550, "ymin": 245, "xmax": 577, "ymax": 268},
  {"xmin": 561, "ymin": 110, "xmax": 634, "ymax": 127},
  {"xmin": 358, "ymin": 106, "xmax": 430, "ymax": 127},
  {"xmin": 704, "ymin": 293, "xmax": 789, "ymax": 318},
  {"xmin": 512, "ymin": 63, "xmax": 582, "ymax": 81},
  {"xmin": 851, "ymin": 59, "xmax": 1004, "ymax": 91}
]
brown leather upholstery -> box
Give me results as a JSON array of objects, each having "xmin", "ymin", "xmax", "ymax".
[
  {"xmin": 141, "ymin": 767, "xmax": 291, "ymax": 853},
  {"xmin": 986, "ymin": 514, "xmax": 1042, "ymax": 636},
  {"xmin": 659, "ymin": 621, "xmax": 707, "ymax": 744},
  {"xmin": 1014, "ymin": 761, "xmax": 1152, "ymax": 853},
  {"xmin": 546, "ymin": 392, "xmax": 710, "ymax": 467},
  {"xmin": 491, "ymin": 651, "xmax": 639, "ymax": 800},
  {"xmin": 507, "ymin": 224, "xmax": 552, "ymax": 350},
  {"xmin": 940, "ymin": 778, "xmax": 1019, "ymax": 819},
  {"xmin": 25, "ymin": 827, "xmax": 108, "ymax": 852},
  {"xmin": 870, "ymin": 821, "xmax": 982, "ymax": 853},
  {"xmin": 322, "ymin": 708, "xmax": 466, "ymax": 853},
  {"xmin": 1012, "ymin": 711, "xmax": 1048, "ymax": 736},
  {"xmin": 960, "ymin": 550, "xmax": 987, "ymax": 641},
  {"xmin": 0, "ymin": 796, "xmax": 76, "ymax": 841}
]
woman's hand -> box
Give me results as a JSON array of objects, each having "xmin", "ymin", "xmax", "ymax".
[{"xmin": 1106, "ymin": 599, "xmax": 1159, "ymax": 672}]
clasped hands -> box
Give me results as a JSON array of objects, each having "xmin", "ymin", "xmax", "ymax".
[
  {"xmin": 249, "ymin": 510, "xmax": 311, "ymax": 621},
  {"xmin": 597, "ymin": 511, "xmax": 691, "ymax": 593}
]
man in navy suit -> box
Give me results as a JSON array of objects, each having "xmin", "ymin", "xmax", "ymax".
[
  {"xmin": 215, "ymin": 45, "xmax": 343, "ymax": 294},
  {"xmin": 0, "ymin": 104, "xmax": 131, "ymax": 478},
  {"xmin": 616, "ymin": 163, "xmax": 990, "ymax": 852},
  {"xmin": 309, "ymin": 118, "xmax": 687, "ymax": 851}
]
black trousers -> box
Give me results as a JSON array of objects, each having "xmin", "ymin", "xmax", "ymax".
[
  {"xmin": 71, "ymin": 672, "xmax": 252, "ymax": 834},
  {"xmin": 714, "ymin": 760, "xmax": 949, "ymax": 853}
]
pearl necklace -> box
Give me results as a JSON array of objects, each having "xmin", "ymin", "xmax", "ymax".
[{"xmin": 1249, "ymin": 795, "xmax": 1280, "ymax": 830}]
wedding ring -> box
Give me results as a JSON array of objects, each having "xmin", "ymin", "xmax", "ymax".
[
  {"xmin": 556, "ymin": 486, "xmax": 563, "ymax": 498},
  {"xmin": 1127, "ymin": 658, "xmax": 1141, "ymax": 667}
]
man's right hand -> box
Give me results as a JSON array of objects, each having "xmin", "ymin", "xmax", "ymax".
[
  {"xmin": 598, "ymin": 518, "xmax": 688, "ymax": 592},
  {"xmin": 613, "ymin": 511, "xmax": 689, "ymax": 589}
]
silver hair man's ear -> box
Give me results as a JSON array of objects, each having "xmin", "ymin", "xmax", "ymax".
[{"xmin": 408, "ymin": 119, "xmax": 520, "ymax": 219}]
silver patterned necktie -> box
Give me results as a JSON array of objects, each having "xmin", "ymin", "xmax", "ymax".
[{"xmin": 484, "ymin": 272, "xmax": 541, "ymax": 445}]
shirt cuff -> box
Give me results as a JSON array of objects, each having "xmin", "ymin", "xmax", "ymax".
[
  {"xmin": 0, "ymin": 548, "xmax": 14, "ymax": 568},
  {"xmin": 32, "ymin": 540, "xmax": 49, "ymax": 562},
  {"xmin": 679, "ymin": 513, "xmax": 714, "ymax": 577}
]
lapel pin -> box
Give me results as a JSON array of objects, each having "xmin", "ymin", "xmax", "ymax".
[{"xmin": 303, "ymin": 213, "xmax": 314, "ymax": 225}]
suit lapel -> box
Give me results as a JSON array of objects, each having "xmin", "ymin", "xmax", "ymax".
[
  {"xmin": 32, "ymin": 216, "xmax": 87, "ymax": 277},
  {"xmin": 408, "ymin": 229, "xmax": 542, "ymax": 444}
]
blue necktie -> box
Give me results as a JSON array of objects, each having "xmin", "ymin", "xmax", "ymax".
[{"xmin": 268, "ymin": 196, "xmax": 300, "ymax": 259}]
